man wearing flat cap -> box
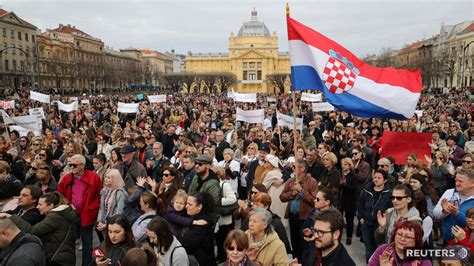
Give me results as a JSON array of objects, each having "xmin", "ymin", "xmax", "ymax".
[
  {"xmin": 188, "ymin": 155, "xmax": 221, "ymax": 222},
  {"xmin": 246, "ymin": 143, "xmax": 270, "ymax": 187},
  {"xmin": 113, "ymin": 145, "xmax": 147, "ymax": 188}
]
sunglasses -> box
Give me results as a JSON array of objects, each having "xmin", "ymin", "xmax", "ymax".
[
  {"xmin": 51, "ymin": 141, "xmax": 58, "ymax": 144},
  {"xmin": 33, "ymin": 143, "xmax": 40, "ymax": 146},
  {"xmin": 196, "ymin": 162, "xmax": 208, "ymax": 166},
  {"xmin": 69, "ymin": 163, "xmax": 82, "ymax": 168},
  {"xmin": 463, "ymin": 160, "xmax": 472, "ymax": 164},
  {"xmin": 226, "ymin": 246, "xmax": 244, "ymax": 252},
  {"xmin": 391, "ymin": 196, "xmax": 408, "ymax": 201},
  {"xmin": 163, "ymin": 173, "xmax": 172, "ymax": 177},
  {"xmin": 315, "ymin": 197, "xmax": 323, "ymax": 202},
  {"xmin": 39, "ymin": 154, "xmax": 46, "ymax": 157},
  {"xmin": 378, "ymin": 164, "xmax": 388, "ymax": 168}
]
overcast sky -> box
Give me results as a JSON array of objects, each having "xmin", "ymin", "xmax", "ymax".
[{"xmin": 2, "ymin": 0, "xmax": 472, "ymax": 57}]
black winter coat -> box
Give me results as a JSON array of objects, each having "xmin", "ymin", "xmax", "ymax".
[
  {"xmin": 11, "ymin": 205, "xmax": 78, "ymax": 266},
  {"xmin": 357, "ymin": 182, "xmax": 392, "ymax": 226},
  {"xmin": 180, "ymin": 212, "xmax": 216, "ymax": 266}
]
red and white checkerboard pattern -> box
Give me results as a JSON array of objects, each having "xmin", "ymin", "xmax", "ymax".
[{"xmin": 322, "ymin": 57, "xmax": 357, "ymax": 94}]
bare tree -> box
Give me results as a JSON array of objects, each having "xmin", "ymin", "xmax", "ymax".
[
  {"xmin": 200, "ymin": 72, "xmax": 220, "ymax": 94},
  {"xmin": 162, "ymin": 73, "xmax": 182, "ymax": 91},
  {"xmin": 216, "ymin": 72, "xmax": 237, "ymax": 93},
  {"xmin": 267, "ymin": 73, "xmax": 289, "ymax": 93},
  {"xmin": 377, "ymin": 48, "xmax": 397, "ymax": 67}
]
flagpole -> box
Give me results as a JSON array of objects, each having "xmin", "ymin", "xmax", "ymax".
[{"xmin": 287, "ymin": 3, "xmax": 299, "ymax": 184}]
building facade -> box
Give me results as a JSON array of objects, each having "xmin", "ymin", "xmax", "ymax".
[
  {"xmin": 185, "ymin": 9, "xmax": 290, "ymax": 93},
  {"xmin": 0, "ymin": 8, "xmax": 38, "ymax": 89},
  {"xmin": 121, "ymin": 48, "xmax": 173, "ymax": 86}
]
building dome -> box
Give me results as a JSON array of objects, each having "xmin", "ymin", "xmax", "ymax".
[{"xmin": 237, "ymin": 9, "xmax": 270, "ymax": 37}]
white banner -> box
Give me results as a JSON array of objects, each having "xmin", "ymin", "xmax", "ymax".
[
  {"xmin": 267, "ymin": 97, "xmax": 277, "ymax": 103},
  {"xmin": 301, "ymin": 92, "xmax": 322, "ymax": 102},
  {"xmin": 1, "ymin": 111, "xmax": 41, "ymax": 131},
  {"xmin": 9, "ymin": 125, "xmax": 41, "ymax": 137},
  {"xmin": 29, "ymin": 107, "xmax": 46, "ymax": 120},
  {"xmin": 81, "ymin": 99, "xmax": 90, "ymax": 104},
  {"xmin": 414, "ymin": 110, "xmax": 423, "ymax": 117},
  {"xmin": 277, "ymin": 111, "xmax": 303, "ymax": 131},
  {"xmin": 312, "ymin": 102, "xmax": 335, "ymax": 112},
  {"xmin": 236, "ymin": 108, "xmax": 264, "ymax": 124},
  {"xmin": 0, "ymin": 100, "xmax": 15, "ymax": 109},
  {"xmin": 118, "ymin": 102, "xmax": 139, "ymax": 113},
  {"xmin": 70, "ymin": 97, "xmax": 79, "ymax": 102},
  {"xmin": 58, "ymin": 101, "xmax": 78, "ymax": 112},
  {"xmin": 231, "ymin": 91, "xmax": 257, "ymax": 103},
  {"xmin": 30, "ymin": 90, "xmax": 50, "ymax": 104},
  {"xmin": 147, "ymin": 95, "xmax": 167, "ymax": 103}
]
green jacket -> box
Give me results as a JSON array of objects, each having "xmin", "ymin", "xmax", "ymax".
[
  {"xmin": 11, "ymin": 205, "xmax": 78, "ymax": 266},
  {"xmin": 188, "ymin": 169, "xmax": 221, "ymax": 222}
]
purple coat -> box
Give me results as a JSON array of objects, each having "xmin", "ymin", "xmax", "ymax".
[
  {"xmin": 368, "ymin": 244, "xmax": 432, "ymax": 266},
  {"xmin": 165, "ymin": 204, "xmax": 193, "ymax": 237}
]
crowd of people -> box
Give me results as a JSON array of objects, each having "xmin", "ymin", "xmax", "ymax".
[{"xmin": 0, "ymin": 86, "xmax": 473, "ymax": 266}]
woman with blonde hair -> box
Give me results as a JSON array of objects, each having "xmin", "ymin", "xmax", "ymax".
[
  {"xmin": 320, "ymin": 152, "xmax": 341, "ymax": 207},
  {"xmin": 96, "ymin": 169, "xmax": 127, "ymax": 233}
]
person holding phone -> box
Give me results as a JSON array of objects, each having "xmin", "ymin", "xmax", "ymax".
[{"xmin": 96, "ymin": 214, "xmax": 136, "ymax": 266}]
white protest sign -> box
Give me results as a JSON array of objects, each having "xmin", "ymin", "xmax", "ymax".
[
  {"xmin": 312, "ymin": 102, "xmax": 335, "ymax": 112},
  {"xmin": 277, "ymin": 112, "xmax": 303, "ymax": 131},
  {"xmin": 231, "ymin": 91, "xmax": 257, "ymax": 103},
  {"xmin": 9, "ymin": 125, "xmax": 41, "ymax": 137},
  {"xmin": 70, "ymin": 97, "xmax": 79, "ymax": 102},
  {"xmin": 414, "ymin": 110, "xmax": 423, "ymax": 117},
  {"xmin": 301, "ymin": 92, "xmax": 322, "ymax": 102},
  {"xmin": 147, "ymin": 95, "xmax": 167, "ymax": 103},
  {"xmin": 58, "ymin": 101, "xmax": 78, "ymax": 112},
  {"xmin": 227, "ymin": 92, "xmax": 233, "ymax": 99},
  {"xmin": 29, "ymin": 107, "xmax": 46, "ymax": 120},
  {"xmin": 81, "ymin": 99, "xmax": 90, "ymax": 104},
  {"xmin": 0, "ymin": 100, "xmax": 15, "ymax": 109},
  {"xmin": 30, "ymin": 90, "xmax": 50, "ymax": 104},
  {"xmin": 267, "ymin": 97, "xmax": 277, "ymax": 103},
  {"xmin": 236, "ymin": 108, "xmax": 264, "ymax": 124},
  {"xmin": 118, "ymin": 102, "xmax": 139, "ymax": 113},
  {"xmin": 2, "ymin": 113, "xmax": 41, "ymax": 131}
]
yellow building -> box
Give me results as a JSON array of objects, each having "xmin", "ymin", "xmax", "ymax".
[
  {"xmin": 0, "ymin": 8, "xmax": 38, "ymax": 89},
  {"xmin": 185, "ymin": 9, "xmax": 290, "ymax": 93}
]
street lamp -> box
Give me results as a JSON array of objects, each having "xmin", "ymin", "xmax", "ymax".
[{"xmin": 461, "ymin": 40, "xmax": 474, "ymax": 88}]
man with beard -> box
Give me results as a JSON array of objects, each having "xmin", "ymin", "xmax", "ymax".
[
  {"xmin": 146, "ymin": 142, "xmax": 170, "ymax": 182},
  {"xmin": 113, "ymin": 145, "xmax": 147, "ymax": 188},
  {"xmin": 299, "ymin": 208, "xmax": 355, "ymax": 266},
  {"xmin": 306, "ymin": 147, "xmax": 325, "ymax": 181},
  {"xmin": 188, "ymin": 155, "xmax": 221, "ymax": 222}
]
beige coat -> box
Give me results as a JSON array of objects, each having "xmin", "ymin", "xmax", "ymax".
[
  {"xmin": 262, "ymin": 168, "xmax": 288, "ymax": 227},
  {"xmin": 245, "ymin": 231, "xmax": 288, "ymax": 266}
]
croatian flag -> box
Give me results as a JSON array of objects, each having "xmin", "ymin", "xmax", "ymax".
[{"xmin": 287, "ymin": 16, "xmax": 422, "ymax": 119}]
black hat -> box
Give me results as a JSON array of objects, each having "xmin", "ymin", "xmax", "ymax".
[
  {"xmin": 195, "ymin": 155, "xmax": 213, "ymax": 165},
  {"xmin": 120, "ymin": 145, "xmax": 136, "ymax": 154},
  {"xmin": 259, "ymin": 143, "xmax": 270, "ymax": 153}
]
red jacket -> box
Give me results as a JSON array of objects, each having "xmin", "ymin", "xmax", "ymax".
[
  {"xmin": 57, "ymin": 170, "xmax": 103, "ymax": 227},
  {"xmin": 448, "ymin": 227, "xmax": 474, "ymax": 254}
]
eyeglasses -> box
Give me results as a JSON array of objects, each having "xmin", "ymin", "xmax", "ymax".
[
  {"xmin": 315, "ymin": 197, "xmax": 324, "ymax": 202},
  {"xmin": 69, "ymin": 163, "xmax": 82, "ymax": 168},
  {"xmin": 396, "ymin": 232, "xmax": 415, "ymax": 241},
  {"xmin": 163, "ymin": 173, "xmax": 172, "ymax": 177},
  {"xmin": 391, "ymin": 196, "xmax": 408, "ymax": 201},
  {"xmin": 250, "ymin": 190, "xmax": 258, "ymax": 195},
  {"xmin": 20, "ymin": 140, "xmax": 26, "ymax": 143},
  {"xmin": 462, "ymin": 160, "xmax": 472, "ymax": 164},
  {"xmin": 179, "ymin": 135, "xmax": 184, "ymax": 137},
  {"xmin": 196, "ymin": 162, "xmax": 208, "ymax": 166},
  {"xmin": 51, "ymin": 141, "xmax": 58, "ymax": 144},
  {"xmin": 39, "ymin": 154, "xmax": 46, "ymax": 157},
  {"xmin": 33, "ymin": 143, "xmax": 40, "ymax": 146},
  {"xmin": 378, "ymin": 164, "xmax": 389, "ymax": 168},
  {"xmin": 310, "ymin": 228, "xmax": 334, "ymax": 237},
  {"xmin": 226, "ymin": 246, "xmax": 244, "ymax": 252}
]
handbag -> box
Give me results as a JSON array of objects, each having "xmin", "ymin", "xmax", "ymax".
[{"xmin": 220, "ymin": 182, "xmax": 239, "ymax": 216}]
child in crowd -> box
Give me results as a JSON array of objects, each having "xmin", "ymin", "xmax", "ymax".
[{"xmin": 165, "ymin": 190, "xmax": 207, "ymax": 237}]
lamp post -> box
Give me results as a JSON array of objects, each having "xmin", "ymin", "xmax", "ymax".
[{"xmin": 461, "ymin": 40, "xmax": 474, "ymax": 88}]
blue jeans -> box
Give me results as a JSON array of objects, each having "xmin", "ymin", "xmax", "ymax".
[
  {"xmin": 361, "ymin": 223, "xmax": 377, "ymax": 262},
  {"xmin": 80, "ymin": 224, "xmax": 94, "ymax": 266}
]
